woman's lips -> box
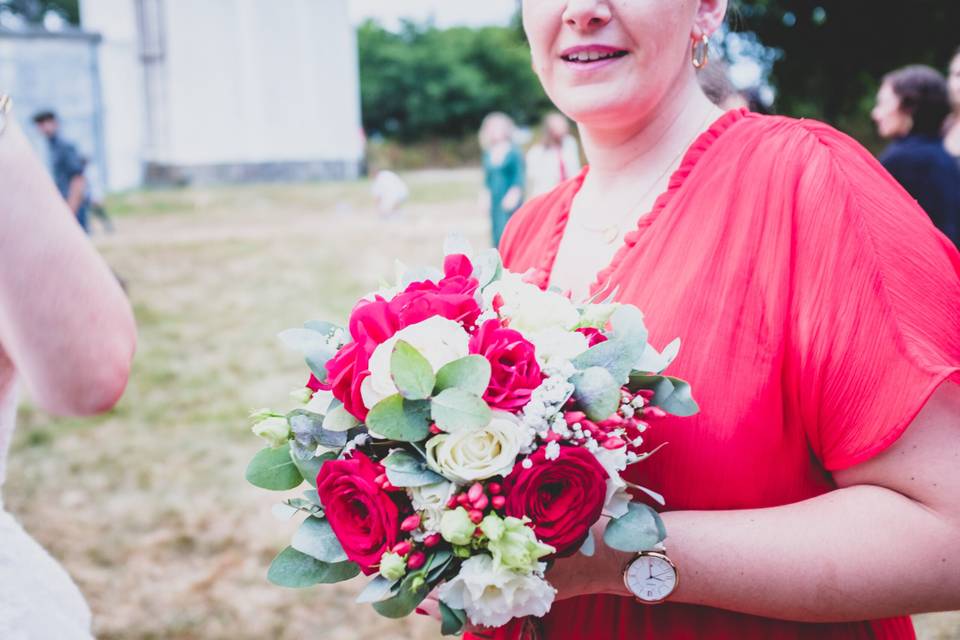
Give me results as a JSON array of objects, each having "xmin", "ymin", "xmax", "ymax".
[{"xmin": 559, "ymin": 44, "xmax": 629, "ymax": 63}]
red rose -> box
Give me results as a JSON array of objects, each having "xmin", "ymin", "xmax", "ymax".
[
  {"xmin": 502, "ymin": 446, "xmax": 608, "ymax": 557},
  {"xmin": 576, "ymin": 327, "xmax": 609, "ymax": 348},
  {"xmin": 469, "ymin": 319, "xmax": 543, "ymax": 411},
  {"xmin": 316, "ymin": 452, "xmax": 401, "ymax": 575},
  {"xmin": 323, "ymin": 255, "xmax": 481, "ymax": 420}
]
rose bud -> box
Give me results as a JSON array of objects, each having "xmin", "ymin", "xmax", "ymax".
[
  {"xmin": 406, "ymin": 551, "xmax": 427, "ymax": 570},
  {"xmin": 400, "ymin": 514, "xmax": 421, "ymax": 532},
  {"xmin": 487, "ymin": 482, "xmax": 502, "ymax": 495},
  {"xmin": 446, "ymin": 496, "xmax": 459, "ymax": 509},
  {"xmin": 423, "ymin": 533, "xmax": 442, "ymax": 548},
  {"xmin": 391, "ymin": 540, "xmax": 413, "ymax": 556},
  {"xmin": 473, "ymin": 494, "xmax": 489, "ymax": 511},
  {"xmin": 491, "ymin": 495, "xmax": 506, "ymax": 510},
  {"xmin": 468, "ymin": 509, "xmax": 484, "ymax": 524},
  {"xmin": 456, "ymin": 493, "xmax": 470, "ymax": 506},
  {"xmin": 467, "ymin": 482, "xmax": 484, "ymax": 503}
]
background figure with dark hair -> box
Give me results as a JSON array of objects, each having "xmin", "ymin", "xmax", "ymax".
[
  {"xmin": 32, "ymin": 111, "xmax": 90, "ymax": 232},
  {"xmin": 945, "ymin": 48, "xmax": 960, "ymax": 170},
  {"xmin": 872, "ymin": 65, "xmax": 960, "ymax": 246}
]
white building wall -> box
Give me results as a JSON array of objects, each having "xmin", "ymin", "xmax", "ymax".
[
  {"xmin": 161, "ymin": 0, "xmax": 363, "ymax": 166},
  {"xmin": 79, "ymin": 0, "xmax": 145, "ymax": 192}
]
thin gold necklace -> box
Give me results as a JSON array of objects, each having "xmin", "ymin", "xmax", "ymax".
[{"xmin": 576, "ymin": 111, "xmax": 715, "ymax": 244}]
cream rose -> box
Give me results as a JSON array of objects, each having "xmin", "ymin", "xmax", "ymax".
[
  {"xmin": 408, "ymin": 480, "xmax": 456, "ymax": 532},
  {"xmin": 360, "ymin": 316, "xmax": 470, "ymax": 410},
  {"xmin": 484, "ymin": 273, "xmax": 579, "ymax": 334},
  {"xmin": 425, "ymin": 412, "xmax": 531, "ymax": 484}
]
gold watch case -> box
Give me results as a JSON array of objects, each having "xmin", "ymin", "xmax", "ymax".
[{"xmin": 622, "ymin": 550, "xmax": 679, "ymax": 605}]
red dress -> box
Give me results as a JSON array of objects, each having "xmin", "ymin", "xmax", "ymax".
[{"xmin": 489, "ymin": 109, "xmax": 960, "ymax": 639}]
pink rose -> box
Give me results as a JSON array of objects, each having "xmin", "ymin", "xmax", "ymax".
[
  {"xmin": 316, "ymin": 452, "xmax": 401, "ymax": 575},
  {"xmin": 469, "ymin": 319, "xmax": 543, "ymax": 411}
]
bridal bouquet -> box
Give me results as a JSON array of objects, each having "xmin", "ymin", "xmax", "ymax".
[{"xmin": 246, "ymin": 237, "xmax": 697, "ymax": 634}]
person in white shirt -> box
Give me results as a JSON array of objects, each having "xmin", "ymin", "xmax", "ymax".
[
  {"xmin": 371, "ymin": 169, "xmax": 409, "ymax": 217},
  {"xmin": 525, "ymin": 112, "xmax": 582, "ymax": 198}
]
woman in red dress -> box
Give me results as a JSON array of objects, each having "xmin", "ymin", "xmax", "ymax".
[{"xmin": 465, "ymin": 1, "xmax": 960, "ymax": 638}]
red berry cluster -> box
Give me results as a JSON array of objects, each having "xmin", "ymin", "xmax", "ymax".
[
  {"xmin": 446, "ymin": 481, "xmax": 506, "ymax": 526},
  {"xmin": 562, "ymin": 389, "xmax": 665, "ymax": 455}
]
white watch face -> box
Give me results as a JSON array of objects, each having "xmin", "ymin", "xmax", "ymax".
[{"xmin": 626, "ymin": 554, "xmax": 677, "ymax": 602}]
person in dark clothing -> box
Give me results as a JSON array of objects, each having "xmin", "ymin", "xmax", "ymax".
[
  {"xmin": 32, "ymin": 111, "xmax": 89, "ymax": 232},
  {"xmin": 871, "ymin": 65, "xmax": 960, "ymax": 247}
]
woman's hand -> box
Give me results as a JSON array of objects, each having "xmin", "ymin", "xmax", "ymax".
[
  {"xmin": 501, "ymin": 187, "xmax": 522, "ymax": 213},
  {"xmin": 546, "ymin": 521, "xmax": 633, "ymax": 602}
]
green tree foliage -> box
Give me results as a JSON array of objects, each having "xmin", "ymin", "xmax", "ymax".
[
  {"xmin": 358, "ymin": 20, "xmax": 552, "ymax": 142},
  {"xmin": 732, "ymin": 1, "xmax": 960, "ymax": 136},
  {"xmin": 0, "ymin": 0, "xmax": 79, "ymax": 26}
]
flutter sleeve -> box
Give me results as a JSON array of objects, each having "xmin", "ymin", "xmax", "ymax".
[{"xmin": 787, "ymin": 122, "xmax": 960, "ymax": 471}]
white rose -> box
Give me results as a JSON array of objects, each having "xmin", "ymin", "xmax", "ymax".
[
  {"xmin": 591, "ymin": 446, "xmax": 631, "ymax": 519},
  {"xmin": 484, "ymin": 273, "xmax": 579, "ymax": 334},
  {"xmin": 426, "ymin": 412, "xmax": 531, "ymax": 484},
  {"xmin": 438, "ymin": 555, "xmax": 556, "ymax": 628},
  {"xmin": 360, "ymin": 316, "xmax": 470, "ymax": 410},
  {"xmin": 408, "ymin": 480, "xmax": 456, "ymax": 532},
  {"xmin": 527, "ymin": 327, "xmax": 589, "ymax": 369}
]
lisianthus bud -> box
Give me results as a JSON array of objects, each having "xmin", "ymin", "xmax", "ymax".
[
  {"xmin": 479, "ymin": 513, "xmax": 506, "ymax": 541},
  {"xmin": 486, "ymin": 516, "xmax": 554, "ymax": 572},
  {"xmin": 379, "ymin": 551, "xmax": 407, "ymax": 581},
  {"xmin": 440, "ymin": 507, "xmax": 475, "ymax": 546},
  {"xmin": 251, "ymin": 416, "xmax": 291, "ymax": 448},
  {"xmin": 289, "ymin": 387, "xmax": 314, "ymax": 404}
]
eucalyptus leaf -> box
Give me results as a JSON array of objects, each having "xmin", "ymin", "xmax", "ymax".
[
  {"xmin": 440, "ymin": 600, "xmax": 468, "ymax": 636},
  {"xmin": 323, "ymin": 404, "xmax": 360, "ymax": 432},
  {"xmin": 603, "ymin": 502, "xmax": 667, "ymax": 553},
  {"xmin": 372, "ymin": 574, "xmax": 430, "ymax": 618},
  {"xmin": 431, "ymin": 388, "xmax": 492, "ymax": 432},
  {"xmin": 472, "ymin": 248, "xmax": 503, "ymax": 290},
  {"xmin": 292, "ymin": 451, "xmax": 336, "ymax": 488},
  {"xmin": 267, "ymin": 546, "xmax": 359, "ymax": 588},
  {"xmin": 366, "ymin": 395, "xmax": 432, "ymax": 442},
  {"xmin": 627, "ymin": 374, "xmax": 699, "ymax": 417},
  {"xmin": 424, "ymin": 548, "xmax": 454, "ymax": 583},
  {"xmin": 356, "ymin": 575, "xmax": 399, "ymax": 604},
  {"xmin": 245, "ymin": 443, "xmax": 302, "ymax": 491},
  {"xmin": 634, "ymin": 338, "xmax": 680, "ymax": 375},
  {"xmin": 382, "ymin": 449, "xmax": 446, "ymax": 487},
  {"xmin": 579, "ymin": 530, "xmax": 596, "ymax": 557},
  {"xmin": 278, "ymin": 328, "xmax": 336, "ymax": 383},
  {"xmin": 288, "ymin": 409, "xmax": 349, "ymax": 450},
  {"xmin": 292, "ymin": 516, "xmax": 348, "ymax": 563},
  {"xmin": 571, "ymin": 339, "xmax": 644, "ymax": 384},
  {"xmin": 303, "ymin": 320, "xmax": 342, "ymax": 338},
  {"xmin": 272, "ymin": 503, "xmax": 299, "ymax": 520},
  {"xmin": 434, "ymin": 356, "xmax": 491, "ymax": 397},
  {"xmin": 609, "ymin": 305, "xmax": 649, "ymax": 343},
  {"xmin": 391, "ymin": 340, "xmax": 436, "ymax": 400},
  {"xmin": 571, "ymin": 366, "xmax": 621, "ymax": 422}
]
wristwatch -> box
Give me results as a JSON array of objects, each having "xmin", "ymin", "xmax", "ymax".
[
  {"xmin": 622, "ymin": 547, "xmax": 679, "ymax": 604},
  {"xmin": 0, "ymin": 94, "xmax": 11, "ymax": 138}
]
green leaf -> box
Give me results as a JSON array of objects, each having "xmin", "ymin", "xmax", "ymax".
[
  {"xmin": 571, "ymin": 366, "xmax": 621, "ymax": 422},
  {"xmin": 323, "ymin": 403, "xmax": 360, "ymax": 432},
  {"xmin": 609, "ymin": 304, "xmax": 649, "ymax": 343},
  {"xmin": 635, "ymin": 338, "xmax": 680, "ymax": 375},
  {"xmin": 425, "ymin": 548, "xmax": 454, "ymax": 583},
  {"xmin": 278, "ymin": 328, "xmax": 336, "ymax": 383},
  {"xmin": 372, "ymin": 573, "xmax": 429, "ymax": 618},
  {"xmin": 572, "ymin": 339, "xmax": 644, "ymax": 384},
  {"xmin": 245, "ymin": 443, "xmax": 302, "ymax": 491},
  {"xmin": 288, "ymin": 409, "xmax": 348, "ymax": 449},
  {"xmin": 391, "ymin": 340, "xmax": 436, "ymax": 400},
  {"xmin": 366, "ymin": 395, "xmax": 432, "ymax": 442},
  {"xmin": 356, "ymin": 575, "xmax": 399, "ymax": 604},
  {"xmin": 472, "ymin": 248, "xmax": 503, "ymax": 290},
  {"xmin": 431, "ymin": 388, "xmax": 492, "ymax": 432},
  {"xmin": 434, "ymin": 355, "xmax": 491, "ymax": 397},
  {"xmin": 627, "ymin": 374, "xmax": 699, "ymax": 417},
  {"xmin": 603, "ymin": 502, "xmax": 667, "ymax": 553},
  {"xmin": 382, "ymin": 449, "xmax": 446, "ymax": 487},
  {"xmin": 291, "ymin": 451, "xmax": 337, "ymax": 487},
  {"xmin": 292, "ymin": 516, "xmax": 348, "ymax": 563},
  {"xmin": 267, "ymin": 546, "xmax": 360, "ymax": 587},
  {"xmin": 440, "ymin": 600, "xmax": 468, "ymax": 636},
  {"xmin": 304, "ymin": 320, "xmax": 342, "ymax": 337}
]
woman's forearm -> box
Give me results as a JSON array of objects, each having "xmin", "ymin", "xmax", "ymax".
[
  {"xmin": 0, "ymin": 120, "xmax": 135, "ymax": 414},
  {"xmin": 658, "ymin": 484, "xmax": 960, "ymax": 622}
]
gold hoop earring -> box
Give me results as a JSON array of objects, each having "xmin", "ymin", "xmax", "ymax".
[{"xmin": 692, "ymin": 34, "xmax": 710, "ymax": 70}]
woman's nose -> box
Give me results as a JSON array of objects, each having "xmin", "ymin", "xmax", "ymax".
[{"xmin": 562, "ymin": 0, "xmax": 613, "ymax": 32}]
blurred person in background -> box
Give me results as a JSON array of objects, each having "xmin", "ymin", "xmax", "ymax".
[
  {"xmin": 526, "ymin": 111, "xmax": 582, "ymax": 197},
  {"xmin": 479, "ymin": 112, "xmax": 525, "ymax": 247},
  {"xmin": 872, "ymin": 65, "xmax": 960, "ymax": 247},
  {"xmin": 371, "ymin": 167, "xmax": 409, "ymax": 218},
  {"xmin": 0, "ymin": 95, "xmax": 136, "ymax": 638},
  {"xmin": 945, "ymin": 47, "xmax": 960, "ymax": 170},
  {"xmin": 32, "ymin": 110, "xmax": 90, "ymax": 233},
  {"xmin": 437, "ymin": 1, "xmax": 960, "ymax": 638},
  {"xmin": 697, "ymin": 57, "xmax": 748, "ymax": 110}
]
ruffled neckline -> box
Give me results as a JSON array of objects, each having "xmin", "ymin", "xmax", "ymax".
[{"xmin": 535, "ymin": 108, "xmax": 749, "ymax": 296}]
